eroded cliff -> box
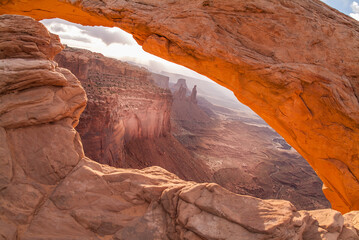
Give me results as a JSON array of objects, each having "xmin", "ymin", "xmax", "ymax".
[
  {"xmin": 55, "ymin": 47, "xmax": 210, "ymax": 182},
  {"xmin": 55, "ymin": 47, "xmax": 172, "ymax": 164},
  {"xmin": 1, "ymin": 0, "xmax": 358, "ymax": 213}
]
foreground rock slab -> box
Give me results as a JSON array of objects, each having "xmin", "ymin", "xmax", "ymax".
[{"xmin": 0, "ymin": 14, "xmax": 359, "ymax": 240}]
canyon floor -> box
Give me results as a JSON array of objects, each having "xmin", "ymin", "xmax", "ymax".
[{"xmin": 169, "ymin": 79, "xmax": 330, "ymax": 210}]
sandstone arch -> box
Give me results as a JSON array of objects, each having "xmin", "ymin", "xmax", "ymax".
[{"xmin": 1, "ymin": 0, "xmax": 358, "ymax": 213}]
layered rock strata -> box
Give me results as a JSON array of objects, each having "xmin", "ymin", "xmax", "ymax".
[
  {"xmin": 55, "ymin": 47, "xmax": 172, "ymax": 165},
  {"xmin": 1, "ymin": 14, "xmax": 359, "ymax": 240},
  {"xmin": 55, "ymin": 47, "xmax": 210, "ymax": 182},
  {"xmin": 2, "ymin": 0, "xmax": 358, "ymax": 213}
]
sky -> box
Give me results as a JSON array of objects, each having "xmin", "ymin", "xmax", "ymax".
[
  {"xmin": 322, "ymin": 0, "xmax": 359, "ymax": 19},
  {"xmin": 40, "ymin": 0, "xmax": 358, "ymax": 81}
]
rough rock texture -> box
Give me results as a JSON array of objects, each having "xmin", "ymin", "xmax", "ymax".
[
  {"xmin": 55, "ymin": 47, "xmax": 172, "ymax": 164},
  {"xmin": 1, "ymin": 0, "xmax": 358, "ymax": 213},
  {"xmin": 0, "ymin": 14, "xmax": 86, "ymax": 239},
  {"xmin": 55, "ymin": 47, "xmax": 211, "ymax": 182},
  {"xmin": 1, "ymin": 14, "xmax": 359, "ymax": 240}
]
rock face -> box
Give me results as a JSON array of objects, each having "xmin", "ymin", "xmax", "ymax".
[
  {"xmin": 1, "ymin": 14, "xmax": 359, "ymax": 240},
  {"xmin": 2, "ymin": 0, "xmax": 358, "ymax": 213},
  {"xmin": 55, "ymin": 47, "xmax": 211, "ymax": 182},
  {"xmin": 55, "ymin": 47, "xmax": 172, "ymax": 165}
]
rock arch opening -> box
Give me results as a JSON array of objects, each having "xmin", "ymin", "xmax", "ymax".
[
  {"xmin": 1, "ymin": 0, "xmax": 359, "ymax": 214},
  {"xmin": 42, "ymin": 17, "xmax": 329, "ymax": 210}
]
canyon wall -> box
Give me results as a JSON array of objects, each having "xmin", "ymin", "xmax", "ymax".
[
  {"xmin": 55, "ymin": 47, "xmax": 172, "ymax": 165},
  {"xmin": 1, "ymin": 15, "xmax": 359, "ymax": 240},
  {"xmin": 55, "ymin": 47, "xmax": 211, "ymax": 182},
  {"xmin": 1, "ymin": 0, "xmax": 358, "ymax": 213}
]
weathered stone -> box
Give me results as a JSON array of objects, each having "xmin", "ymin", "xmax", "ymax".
[
  {"xmin": 0, "ymin": 14, "xmax": 63, "ymax": 60},
  {"xmin": 0, "ymin": 13, "xmax": 358, "ymax": 240},
  {"xmin": 1, "ymin": 0, "xmax": 358, "ymax": 213},
  {"xmin": 55, "ymin": 47, "xmax": 211, "ymax": 182},
  {"xmin": 55, "ymin": 47, "xmax": 172, "ymax": 164}
]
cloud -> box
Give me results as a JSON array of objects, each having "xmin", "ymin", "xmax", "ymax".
[
  {"xmin": 58, "ymin": 34, "xmax": 92, "ymax": 43},
  {"xmin": 350, "ymin": 1, "xmax": 359, "ymax": 20},
  {"xmin": 40, "ymin": 18, "xmax": 136, "ymax": 46},
  {"xmin": 49, "ymin": 24, "xmax": 66, "ymax": 32},
  {"xmin": 77, "ymin": 25, "xmax": 134, "ymax": 45}
]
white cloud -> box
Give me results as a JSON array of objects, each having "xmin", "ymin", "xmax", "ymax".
[
  {"xmin": 350, "ymin": 1, "xmax": 359, "ymax": 20},
  {"xmin": 41, "ymin": 18, "xmax": 135, "ymax": 46}
]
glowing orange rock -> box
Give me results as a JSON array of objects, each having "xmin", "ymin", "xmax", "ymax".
[{"xmin": 1, "ymin": 0, "xmax": 359, "ymax": 213}]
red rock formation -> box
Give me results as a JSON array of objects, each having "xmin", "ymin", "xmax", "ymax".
[
  {"xmin": 172, "ymin": 78, "xmax": 190, "ymax": 94},
  {"xmin": 55, "ymin": 47, "xmax": 211, "ymax": 182},
  {"xmin": 55, "ymin": 47, "xmax": 171, "ymax": 163},
  {"xmin": 1, "ymin": 14, "xmax": 359, "ymax": 240},
  {"xmin": 190, "ymin": 85, "xmax": 198, "ymax": 104},
  {"xmin": 2, "ymin": 0, "xmax": 358, "ymax": 213},
  {"xmin": 171, "ymin": 79, "xmax": 212, "ymax": 130}
]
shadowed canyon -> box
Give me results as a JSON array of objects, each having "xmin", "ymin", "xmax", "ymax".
[{"xmin": 0, "ymin": 0, "xmax": 359, "ymax": 239}]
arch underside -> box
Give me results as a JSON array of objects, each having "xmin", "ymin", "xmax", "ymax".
[{"xmin": 1, "ymin": 0, "xmax": 358, "ymax": 213}]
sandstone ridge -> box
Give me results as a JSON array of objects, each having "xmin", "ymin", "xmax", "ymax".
[
  {"xmin": 1, "ymin": 14, "xmax": 359, "ymax": 239},
  {"xmin": 1, "ymin": 0, "xmax": 358, "ymax": 213}
]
